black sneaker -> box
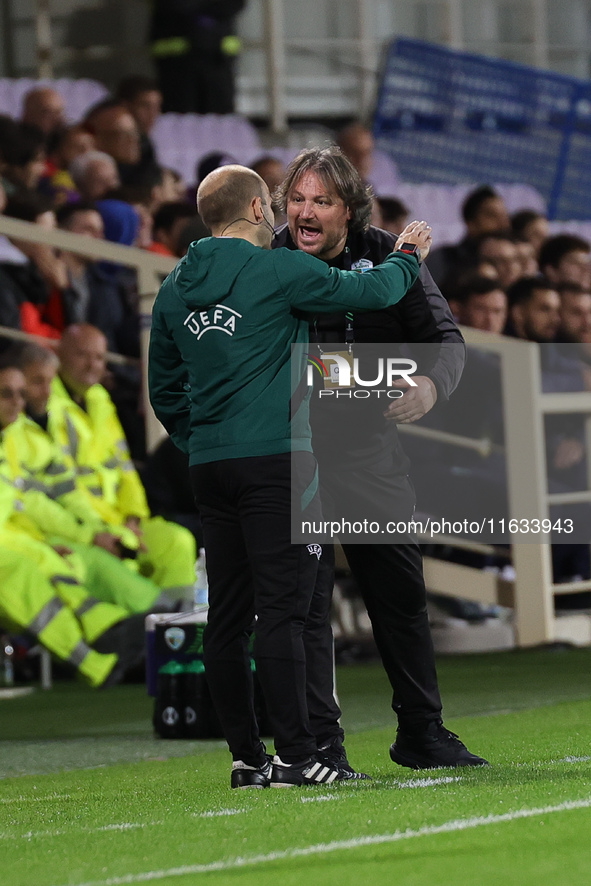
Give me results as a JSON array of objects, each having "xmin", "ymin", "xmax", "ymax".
[
  {"xmin": 231, "ymin": 756, "xmax": 272, "ymax": 789},
  {"xmin": 317, "ymin": 736, "xmax": 371, "ymax": 781},
  {"xmin": 270, "ymin": 755, "xmax": 339, "ymax": 787},
  {"xmin": 389, "ymin": 721, "xmax": 489, "ymax": 770}
]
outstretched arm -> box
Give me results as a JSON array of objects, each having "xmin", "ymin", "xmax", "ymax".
[{"xmin": 280, "ymin": 221, "xmax": 432, "ymax": 314}]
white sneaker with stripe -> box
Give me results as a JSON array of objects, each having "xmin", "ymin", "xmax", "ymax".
[{"xmin": 270, "ymin": 754, "xmax": 339, "ymax": 787}]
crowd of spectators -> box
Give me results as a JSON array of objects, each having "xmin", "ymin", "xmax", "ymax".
[{"xmin": 420, "ymin": 185, "xmax": 591, "ymax": 600}]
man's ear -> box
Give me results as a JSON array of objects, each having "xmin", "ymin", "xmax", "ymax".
[{"xmin": 251, "ymin": 195, "xmax": 263, "ymax": 221}]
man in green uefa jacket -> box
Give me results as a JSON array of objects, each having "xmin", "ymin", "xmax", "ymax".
[{"xmin": 148, "ymin": 164, "xmax": 431, "ymax": 789}]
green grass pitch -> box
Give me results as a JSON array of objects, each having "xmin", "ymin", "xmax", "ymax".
[{"xmin": 2, "ymin": 646, "xmax": 591, "ymax": 886}]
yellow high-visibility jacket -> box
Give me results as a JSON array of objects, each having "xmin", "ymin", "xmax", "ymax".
[
  {"xmin": 3, "ymin": 411, "xmax": 138, "ymax": 550},
  {"xmin": 0, "ymin": 546, "xmax": 118, "ymax": 688},
  {"xmin": 48, "ymin": 377, "xmax": 197, "ymax": 592},
  {"xmin": 49, "ymin": 376, "xmax": 150, "ymax": 525},
  {"xmin": 0, "ymin": 415, "xmax": 97, "ymax": 546}
]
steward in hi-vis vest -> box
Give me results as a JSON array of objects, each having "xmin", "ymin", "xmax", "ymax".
[{"xmin": 46, "ymin": 325, "xmax": 197, "ymax": 602}]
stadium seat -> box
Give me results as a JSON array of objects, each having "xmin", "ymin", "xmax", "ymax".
[{"xmin": 151, "ymin": 113, "xmax": 262, "ymax": 184}]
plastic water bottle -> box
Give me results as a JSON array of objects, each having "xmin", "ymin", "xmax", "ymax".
[
  {"xmin": 182, "ymin": 659, "xmax": 207, "ymax": 738},
  {"xmin": 153, "ymin": 660, "xmax": 184, "ymax": 738},
  {"xmin": 194, "ymin": 548, "xmax": 209, "ymax": 607}
]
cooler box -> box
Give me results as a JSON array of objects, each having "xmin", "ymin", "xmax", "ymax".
[
  {"xmin": 146, "ymin": 608, "xmax": 208, "ymax": 697},
  {"xmin": 145, "ymin": 609, "xmax": 271, "ymax": 739},
  {"xmin": 146, "ymin": 608, "xmax": 224, "ymax": 739}
]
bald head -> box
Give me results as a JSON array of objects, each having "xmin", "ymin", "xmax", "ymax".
[
  {"xmin": 197, "ymin": 165, "xmax": 268, "ymax": 233},
  {"xmin": 58, "ymin": 324, "xmax": 108, "ymax": 396},
  {"xmin": 22, "ymin": 87, "xmax": 65, "ymax": 135}
]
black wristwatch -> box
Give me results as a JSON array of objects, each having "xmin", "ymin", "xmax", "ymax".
[{"xmin": 398, "ymin": 242, "xmax": 422, "ymax": 262}]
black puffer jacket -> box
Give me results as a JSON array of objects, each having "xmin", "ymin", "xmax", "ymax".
[{"xmin": 273, "ymin": 224, "xmax": 466, "ymax": 469}]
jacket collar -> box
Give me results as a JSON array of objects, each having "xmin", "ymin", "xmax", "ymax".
[{"xmin": 275, "ymin": 222, "xmax": 370, "ymax": 269}]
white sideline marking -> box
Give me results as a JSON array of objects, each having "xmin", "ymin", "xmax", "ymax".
[
  {"xmin": 0, "ymin": 794, "xmax": 71, "ymax": 804},
  {"xmin": 397, "ymin": 776, "xmax": 463, "ymax": 789},
  {"xmin": 193, "ymin": 809, "xmax": 244, "ymax": 818},
  {"xmin": 0, "ymin": 687, "xmax": 35, "ymax": 699},
  {"xmin": 300, "ymin": 794, "xmax": 340, "ymax": 803},
  {"xmin": 517, "ymin": 756, "xmax": 591, "ymax": 767},
  {"xmin": 52, "ymin": 797, "xmax": 591, "ymax": 886},
  {"xmin": 1, "ymin": 822, "xmax": 156, "ymax": 841}
]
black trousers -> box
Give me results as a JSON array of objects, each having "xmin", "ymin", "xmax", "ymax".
[
  {"xmin": 190, "ymin": 452, "xmax": 323, "ymax": 762},
  {"xmin": 304, "ymin": 458, "xmax": 443, "ymax": 734}
]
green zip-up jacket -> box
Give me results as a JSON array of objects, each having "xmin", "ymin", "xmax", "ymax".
[{"xmin": 148, "ymin": 236, "xmax": 419, "ymax": 465}]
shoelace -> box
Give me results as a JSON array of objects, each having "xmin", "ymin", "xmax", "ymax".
[
  {"xmin": 437, "ymin": 728, "xmax": 466, "ymax": 746},
  {"xmin": 318, "ymin": 746, "xmax": 346, "ymax": 767}
]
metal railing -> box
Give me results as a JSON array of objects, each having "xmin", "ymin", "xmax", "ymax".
[{"xmin": 404, "ymin": 327, "xmax": 591, "ymax": 647}]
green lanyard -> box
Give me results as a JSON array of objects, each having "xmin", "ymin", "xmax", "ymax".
[{"xmin": 345, "ymin": 312, "xmax": 354, "ymax": 351}]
